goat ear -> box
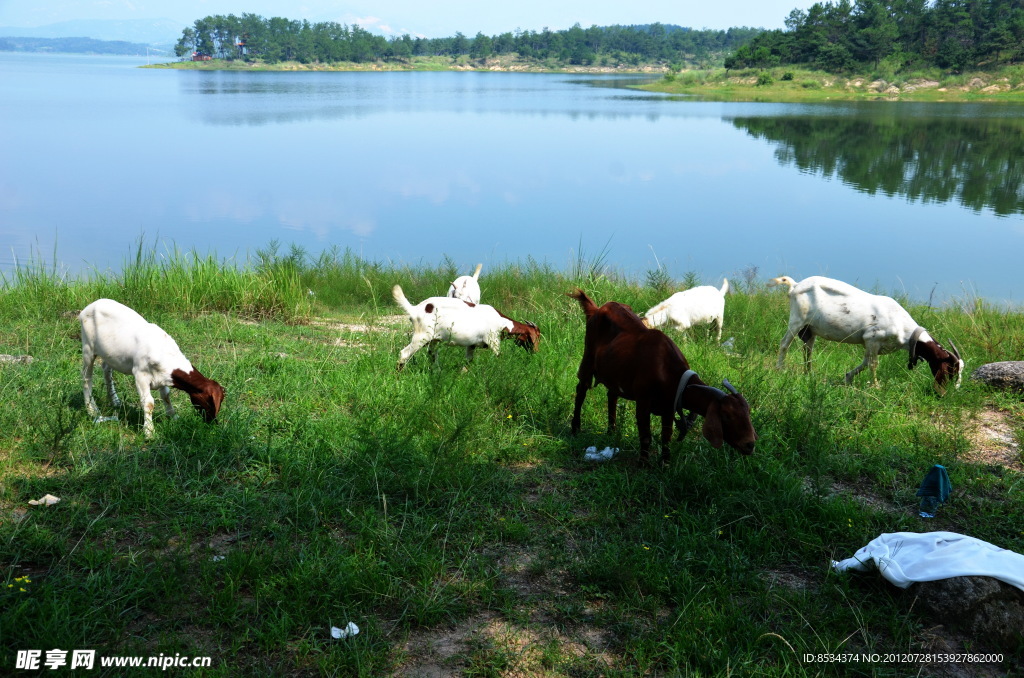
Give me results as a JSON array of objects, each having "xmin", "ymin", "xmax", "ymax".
[{"xmin": 702, "ymin": 401, "xmax": 724, "ymax": 449}]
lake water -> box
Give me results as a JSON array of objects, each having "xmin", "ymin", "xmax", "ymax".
[{"xmin": 2, "ymin": 52, "xmax": 1023, "ymax": 304}]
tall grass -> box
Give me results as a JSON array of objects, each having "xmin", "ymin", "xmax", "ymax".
[
  {"xmin": 1, "ymin": 244, "xmax": 1021, "ymax": 675},
  {"xmin": 0, "ymin": 239, "xmax": 312, "ymax": 323}
]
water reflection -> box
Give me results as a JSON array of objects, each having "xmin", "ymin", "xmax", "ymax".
[
  {"xmin": 730, "ymin": 112, "xmax": 1024, "ymax": 216},
  {"xmin": 181, "ymin": 71, "xmax": 676, "ymax": 126}
]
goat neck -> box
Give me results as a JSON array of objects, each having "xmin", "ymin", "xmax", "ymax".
[{"xmin": 674, "ymin": 371, "xmax": 722, "ymax": 417}]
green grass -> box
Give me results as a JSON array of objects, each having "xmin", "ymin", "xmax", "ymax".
[
  {"xmin": 644, "ymin": 66, "xmax": 1024, "ymax": 103},
  {"xmin": 1, "ymin": 244, "xmax": 1022, "ymax": 675}
]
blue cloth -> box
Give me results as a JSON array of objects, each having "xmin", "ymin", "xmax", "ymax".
[{"xmin": 916, "ymin": 464, "xmax": 951, "ymax": 517}]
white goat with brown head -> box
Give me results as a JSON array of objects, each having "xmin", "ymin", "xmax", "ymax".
[
  {"xmin": 79, "ymin": 298, "xmax": 225, "ymax": 437},
  {"xmin": 393, "ymin": 285, "xmax": 539, "ymax": 370},
  {"xmin": 774, "ymin": 276, "xmax": 963, "ymax": 392}
]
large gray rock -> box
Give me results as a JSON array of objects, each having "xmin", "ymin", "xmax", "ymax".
[
  {"xmin": 971, "ymin": 361, "xmax": 1024, "ymax": 393},
  {"xmin": 915, "ymin": 576, "xmax": 1024, "ymax": 647}
]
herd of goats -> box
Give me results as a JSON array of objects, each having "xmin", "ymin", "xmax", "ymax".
[{"xmin": 76, "ymin": 264, "xmax": 965, "ymax": 463}]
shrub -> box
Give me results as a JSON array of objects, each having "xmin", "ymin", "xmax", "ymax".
[{"xmin": 756, "ymin": 71, "xmax": 774, "ymax": 86}]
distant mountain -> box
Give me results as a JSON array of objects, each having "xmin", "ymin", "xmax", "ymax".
[
  {"xmin": 0, "ymin": 18, "xmax": 184, "ymax": 46},
  {"xmin": 0, "ymin": 36, "xmax": 165, "ymax": 56}
]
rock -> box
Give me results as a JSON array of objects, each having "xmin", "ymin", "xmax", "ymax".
[
  {"xmin": 971, "ymin": 361, "xmax": 1024, "ymax": 393},
  {"xmin": 902, "ymin": 79, "xmax": 939, "ymax": 92},
  {"xmin": 915, "ymin": 576, "xmax": 1024, "ymax": 647},
  {"xmin": 0, "ymin": 354, "xmax": 34, "ymax": 365}
]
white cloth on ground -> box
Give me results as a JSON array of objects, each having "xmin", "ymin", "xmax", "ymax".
[
  {"xmin": 583, "ymin": 446, "xmax": 618, "ymax": 461},
  {"xmin": 832, "ymin": 531, "xmax": 1024, "ymax": 592}
]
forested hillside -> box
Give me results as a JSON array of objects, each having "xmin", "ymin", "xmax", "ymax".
[
  {"xmin": 0, "ymin": 36, "xmax": 155, "ymax": 55},
  {"xmin": 726, "ymin": 0, "xmax": 1024, "ymax": 71},
  {"xmin": 173, "ymin": 15, "xmax": 761, "ymax": 68}
]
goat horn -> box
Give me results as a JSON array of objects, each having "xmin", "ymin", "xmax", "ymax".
[
  {"xmin": 722, "ymin": 379, "xmax": 739, "ymax": 395},
  {"xmin": 948, "ymin": 339, "xmax": 962, "ymax": 362}
]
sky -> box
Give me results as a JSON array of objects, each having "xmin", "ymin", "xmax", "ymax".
[{"xmin": 0, "ymin": 0, "xmax": 812, "ymax": 38}]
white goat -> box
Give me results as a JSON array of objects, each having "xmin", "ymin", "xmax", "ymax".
[
  {"xmin": 775, "ymin": 276, "xmax": 963, "ymax": 391},
  {"xmin": 79, "ymin": 299, "xmax": 225, "ymax": 437},
  {"xmin": 447, "ymin": 263, "xmax": 483, "ymax": 304},
  {"xmin": 393, "ymin": 285, "xmax": 539, "ymax": 370},
  {"xmin": 642, "ymin": 278, "xmax": 729, "ymax": 341}
]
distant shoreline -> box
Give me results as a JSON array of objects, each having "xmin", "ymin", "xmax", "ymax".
[
  {"xmin": 148, "ymin": 58, "xmax": 1024, "ymax": 103},
  {"xmin": 144, "ymin": 55, "xmax": 669, "ymax": 75}
]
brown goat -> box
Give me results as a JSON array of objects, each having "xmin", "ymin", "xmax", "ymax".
[{"xmin": 568, "ymin": 289, "xmax": 756, "ymax": 463}]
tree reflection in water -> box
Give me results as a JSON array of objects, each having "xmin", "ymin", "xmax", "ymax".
[{"xmin": 730, "ymin": 112, "xmax": 1024, "ymax": 217}]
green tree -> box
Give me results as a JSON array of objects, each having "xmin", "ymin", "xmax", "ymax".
[
  {"xmin": 174, "ymin": 27, "xmax": 196, "ymax": 57},
  {"xmin": 470, "ymin": 32, "xmax": 492, "ymax": 59},
  {"xmin": 853, "ymin": 0, "xmax": 899, "ymax": 67}
]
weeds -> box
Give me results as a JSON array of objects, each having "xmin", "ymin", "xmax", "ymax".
[{"xmin": 0, "ymin": 244, "xmax": 1021, "ymax": 675}]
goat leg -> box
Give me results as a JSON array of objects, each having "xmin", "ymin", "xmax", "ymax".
[
  {"xmin": 571, "ymin": 378, "xmax": 589, "ymax": 435},
  {"xmin": 635, "ymin": 402, "xmax": 653, "ymax": 463},
  {"xmin": 660, "ymin": 415, "xmax": 674, "ymax": 465},
  {"xmin": 606, "ymin": 392, "xmax": 618, "ymax": 433}
]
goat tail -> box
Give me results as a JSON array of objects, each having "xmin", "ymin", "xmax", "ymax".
[
  {"xmin": 392, "ymin": 285, "xmax": 415, "ymax": 314},
  {"xmin": 720, "ymin": 278, "xmax": 730, "ymax": 296},
  {"xmin": 567, "ymin": 288, "xmax": 598, "ymax": 318},
  {"xmin": 472, "ymin": 263, "xmax": 482, "ymax": 280}
]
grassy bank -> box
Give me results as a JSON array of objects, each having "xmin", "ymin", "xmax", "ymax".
[
  {"xmin": 643, "ymin": 65, "xmax": 1024, "ymax": 102},
  {"xmin": 1, "ymin": 245, "xmax": 1022, "ymax": 676}
]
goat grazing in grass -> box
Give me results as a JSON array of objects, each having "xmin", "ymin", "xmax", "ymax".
[
  {"xmin": 767, "ymin": 275, "xmax": 798, "ymax": 291},
  {"xmin": 774, "ymin": 275, "xmax": 963, "ymax": 391},
  {"xmin": 568, "ymin": 289, "xmax": 756, "ymax": 464},
  {"xmin": 643, "ymin": 278, "xmax": 729, "ymax": 341},
  {"xmin": 447, "ymin": 263, "xmax": 483, "ymax": 304},
  {"xmin": 393, "ymin": 285, "xmax": 539, "ymax": 370},
  {"xmin": 79, "ymin": 298, "xmax": 225, "ymax": 437}
]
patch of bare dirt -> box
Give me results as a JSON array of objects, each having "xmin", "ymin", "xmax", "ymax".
[
  {"xmin": 396, "ymin": 610, "xmax": 616, "ymax": 677},
  {"xmin": 312, "ymin": 315, "xmax": 406, "ymax": 332},
  {"xmin": 802, "ymin": 477, "xmax": 903, "ymax": 515},
  {"xmin": 761, "ymin": 565, "xmax": 820, "ymax": 593},
  {"xmin": 964, "ymin": 407, "xmax": 1022, "ymax": 472},
  {"xmin": 394, "ymin": 544, "xmax": 617, "ymax": 676}
]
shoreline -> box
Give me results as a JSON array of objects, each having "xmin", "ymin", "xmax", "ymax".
[
  {"xmin": 145, "ymin": 55, "xmax": 669, "ymax": 75},
  {"xmin": 149, "ymin": 58, "xmax": 1024, "ymax": 103},
  {"xmin": 641, "ymin": 69, "xmax": 1024, "ymax": 103}
]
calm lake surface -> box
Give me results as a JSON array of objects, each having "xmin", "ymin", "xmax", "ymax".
[{"xmin": 2, "ymin": 52, "xmax": 1023, "ymax": 304}]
